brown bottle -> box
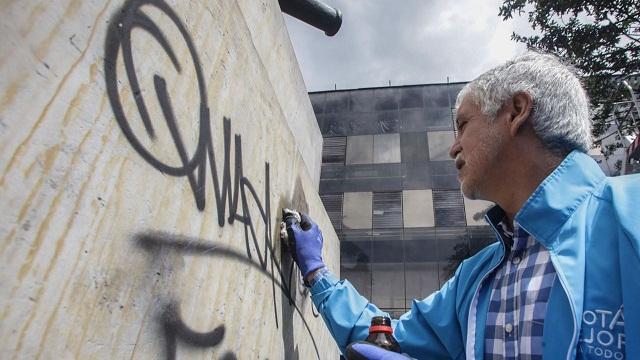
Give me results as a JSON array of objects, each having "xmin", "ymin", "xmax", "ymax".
[{"xmin": 364, "ymin": 316, "xmax": 401, "ymax": 353}]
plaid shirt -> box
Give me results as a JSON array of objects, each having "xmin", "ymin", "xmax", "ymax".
[{"xmin": 484, "ymin": 221, "xmax": 557, "ymax": 359}]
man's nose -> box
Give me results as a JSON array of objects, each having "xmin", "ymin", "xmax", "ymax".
[{"xmin": 449, "ymin": 138, "xmax": 461, "ymax": 159}]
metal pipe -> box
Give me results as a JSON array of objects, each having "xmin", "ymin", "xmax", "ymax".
[{"xmin": 279, "ymin": 0, "xmax": 342, "ymax": 36}]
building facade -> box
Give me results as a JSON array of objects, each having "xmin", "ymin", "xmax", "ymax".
[{"xmin": 310, "ymin": 83, "xmax": 496, "ymax": 318}]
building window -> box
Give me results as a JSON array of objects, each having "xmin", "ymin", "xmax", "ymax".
[
  {"xmin": 400, "ymin": 132, "xmax": 429, "ymax": 163},
  {"xmin": 322, "ymin": 136, "xmax": 346, "ymax": 164},
  {"xmin": 372, "ymin": 192, "xmax": 403, "ymax": 228},
  {"xmin": 433, "ymin": 190, "xmax": 466, "ymax": 227},
  {"xmin": 320, "ymin": 194, "xmax": 344, "ymax": 231}
]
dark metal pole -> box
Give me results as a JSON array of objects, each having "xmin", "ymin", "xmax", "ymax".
[{"xmin": 279, "ymin": 0, "xmax": 342, "ymax": 36}]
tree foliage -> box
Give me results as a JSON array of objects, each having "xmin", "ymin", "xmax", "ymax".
[{"xmin": 499, "ymin": 0, "xmax": 640, "ymax": 148}]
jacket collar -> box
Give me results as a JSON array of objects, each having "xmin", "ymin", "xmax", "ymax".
[{"xmin": 486, "ymin": 150, "xmax": 605, "ymax": 250}]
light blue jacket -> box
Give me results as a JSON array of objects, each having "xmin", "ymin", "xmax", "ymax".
[{"xmin": 311, "ymin": 151, "xmax": 640, "ymax": 359}]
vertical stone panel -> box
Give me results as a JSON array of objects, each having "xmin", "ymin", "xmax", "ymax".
[{"xmin": 0, "ymin": 0, "xmax": 338, "ymax": 358}]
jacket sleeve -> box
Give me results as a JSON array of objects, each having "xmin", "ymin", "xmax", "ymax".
[{"xmin": 310, "ymin": 268, "xmax": 466, "ymax": 359}]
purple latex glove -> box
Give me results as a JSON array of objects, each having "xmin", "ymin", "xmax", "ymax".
[
  {"xmin": 346, "ymin": 342, "xmax": 413, "ymax": 360},
  {"xmin": 284, "ymin": 211, "xmax": 325, "ymax": 278}
]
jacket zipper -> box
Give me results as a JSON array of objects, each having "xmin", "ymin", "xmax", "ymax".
[
  {"xmin": 547, "ymin": 251, "xmax": 579, "ymax": 360},
  {"xmin": 518, "ymin": 223, "xmax": 578, "ymax": 360},
  {"xmin": 466, "ymin": 218, "xmax": 507, "ymax": 359}
]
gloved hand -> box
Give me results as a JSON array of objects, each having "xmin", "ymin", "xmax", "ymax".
[
  {"xmin": 282, "ymin": 209, "xmax": 325, "ymax": 278},
  {"xmin": 346, "ymin": 342, "xmax": 414, "ymax": 360}
]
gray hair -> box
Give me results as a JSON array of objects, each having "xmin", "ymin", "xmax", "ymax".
[{"xmin": 456, "ymin": 51, "xmax": 592, "ymax": 155}]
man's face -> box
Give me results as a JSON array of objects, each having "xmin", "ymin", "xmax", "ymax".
[{"xmin": 449, "ymin": 95, "xmax": 505, "ymax": 200}]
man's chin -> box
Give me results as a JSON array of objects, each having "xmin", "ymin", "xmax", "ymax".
[{"xmin": 460, "ymin": 181, "xmax": 479, "ymax": 200}]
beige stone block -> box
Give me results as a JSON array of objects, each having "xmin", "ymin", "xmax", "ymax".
[
  {"xmin": 342, "ymin": 192, "xmax": 372, "ymax": 229},
  {"xmin": 427, "ymin": 131, "xmax": 455, "ymax": 160},
  {"xmin": 373, "ymin": 133, "xmax": 401, "ymax": 164},
  {"xmin": 346, "ymin": 135, "xmax": 373, "ymax": 165},
  {"xmin": 403, "ymin": 190, "xmax": 435, "ymax": 227}
]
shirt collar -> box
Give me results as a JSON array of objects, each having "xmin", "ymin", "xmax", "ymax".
[{"xmin": 496, "ymin": 217, "xmax": 532, "ymax": 252}]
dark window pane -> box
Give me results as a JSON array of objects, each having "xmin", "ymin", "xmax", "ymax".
[
  {"xmin": 374, "ymin": 88, "xmax": 399, "ymax": 111},
  {"xmin": 399, "ymin": 108, "xmax": 427, "ymax": 132},
  {"xmin": 325, "ymin": 91, "xmax": 350, "ymax": 113},
  {"xmin": 372, "ymin": 239, "xmax": 403, "ymax": 263},
  {"xmin": 346, "ymin": 163, "xmax": 403, "ymax": 178},
  {"xmin": 372, "ymin": 192, "xmax": 403, "ymax": 228},
  {"xmin": 430, "ymin": 160, "xmax": 459, "ymax": 190},
  {"xmin": 403, "ymin": 162, "xmax": 432, "ymax": 189},
  {"xmin": 400, "ymin": 132, "xmax": 428, "ymax": 163},
  {"xmin": 399, "ymin": 87, "xmax": 424, "ymax": 109},
  {"xmin": 319, "ymin": 113, "xmax": 349, "ymax": 136},
  {"xmin": 372, "ymin": 263, "xmax": 405, "ymax": 309},
  {"xmin": 322, "ymin": 136, "xmax": 346, "ymax": 164},
  {"xmin": 403, "ymin": 227, "xmax": 437, "ymax": 263},
  {"xmin": 376, "ymin": 110, "xmax": 400, "ymax": 134},
  {"xmin": 425, "ymin": 107, "xmax": 454, "ymax": 130},
  {"xmin": 341, "ymin": 228, "xmax": 373, "ymax": 242},
  {"xmin": 341, "ymin": 263, "xmax": 372, "ymax": 299},
  {"xmin": 320, "ymin": 194, "xmax": 343, "ymax": 231},
  {"xmin": 436, "ymin": 227, "xmax": 469, "ymax": 285},
  {"xmin": 348, "ymin": 112, "xmax": 379, "ymax": 136},
  {"xmin": 403, "ymin": 228, "xmax": 439, "ymax": 308},
  {"xmin": 337, "ymin": 164, "xmax": 405, "ymax": 192},
  {"xmin": 350, "ymin": 89, "xmax": 376, "ymax": 113},
  {"xmin": 433, "ymin": 190, "xmax": 466, "ymax": 227},
  {"xmin": 310, "ymin": 93, "xmax": 326, "ymax": 114},
  {"xmin": 332, "ymin": 179, "xmax": 402, "ymax": 193},
  {"xmin": 320, "ymin": 163, "xmax": 346, "ymax": 181},
  {"xmin": 431, "ymin": 175, "xmax": 459, "ymax": 190},
  {"xmin": 423, "ymin": 85, "xmax": 453, "ymax": 108},
  {"xmin": 372, "ymin": 227, "xmax": 403, "ymax": 241},
  {"xmin": 406, "ymin": 262, "xmax": 439, "ymax": 305},
  {"xmin": 341, "ymin": 239, "xmax": 372, "ymax": 264}
]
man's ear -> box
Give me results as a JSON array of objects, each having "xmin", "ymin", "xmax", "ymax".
[{"xmin": 509, "ymin": 92, "xmax": 533, "ymax": 137}]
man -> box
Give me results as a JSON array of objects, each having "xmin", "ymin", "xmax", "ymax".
[{"xmin": 285, "ymin": 51, "xmax": 640, "ymax": 359}]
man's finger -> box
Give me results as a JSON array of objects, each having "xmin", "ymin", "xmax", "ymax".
[{"xmin": 299, "ymin": 212, "xmax": 314, "ymax": 231}]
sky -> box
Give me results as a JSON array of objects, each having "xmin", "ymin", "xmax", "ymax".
[{"xmin": 283, "ymin": 0, "xmax": 534, "ymax": 92}]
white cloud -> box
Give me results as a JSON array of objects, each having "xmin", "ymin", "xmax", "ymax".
[{"xmin": 284, "ymin": 0, "xmax": 533, "ymax": 91}]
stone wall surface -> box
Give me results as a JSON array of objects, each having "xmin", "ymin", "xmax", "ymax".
[{"xmin": 0, "ymin": 0, "xmax": 337, "ymax": 358}]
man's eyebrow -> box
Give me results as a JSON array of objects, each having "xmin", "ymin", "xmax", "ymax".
[{"xmin": 455, "ymin": 114, "xmax": 467, "ymax": 128}]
